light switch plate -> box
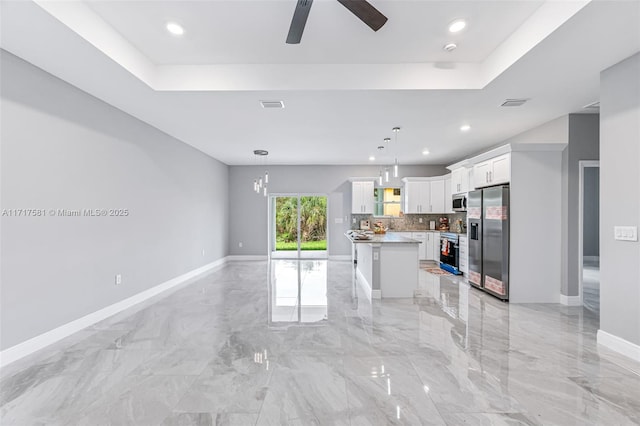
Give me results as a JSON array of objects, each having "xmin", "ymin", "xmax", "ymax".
[{"xmin": 614, "ymin": 226, "xmax": 638, "ymax": 241}]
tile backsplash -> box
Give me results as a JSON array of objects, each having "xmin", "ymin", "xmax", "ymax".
[{"xmin": 351, "ymin": 213, "xmax": 467, "ymax": 232}]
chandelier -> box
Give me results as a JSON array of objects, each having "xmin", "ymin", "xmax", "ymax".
[{"xmin": 252, "ymin": 149, "xmax": 269, "ymax": 197}]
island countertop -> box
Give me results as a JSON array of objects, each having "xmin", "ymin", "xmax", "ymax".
[{"xmin": 344, "ymin": 232, "xmax": 421, "ymax": 244}]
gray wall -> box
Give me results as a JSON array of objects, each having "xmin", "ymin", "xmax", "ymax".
[
  {"xmin": 583, "ymin": 167, "xmax": 600, "ymax": 257},
  {"xmin": 0, "ymin": 51, "xmax": 229, "ymax": 350},
  {"xmin": 228, "ymin": 165, "xmax": 448, "ymax": 256},
  {"xmin": 564, "ymin": 114, "xmax": 600, "ymax": 296},
  {"xmin": 600, "ymin": 52, "xmax": 640, "ymax": 347}
]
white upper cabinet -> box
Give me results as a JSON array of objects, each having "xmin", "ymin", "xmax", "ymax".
[
  {"xmin": 402, "ymin": 177, "xmax": 451, "ymax": 214},
  {"xmin": 473, "ymin": 153, "xmax": 511, "ymax": 188},
  {"xmin": 351, "ymin": 181, "xmax": 374, "ymax": 214},
  {"xmin": 444, "ymin": 176, "xmax": 453, "ymax": 213},
  {"xmin": 491, "ymin": 154, "xmax": 511, "ymax": 184},
  {"xmin": 451, "ymin": 167, "xmax": 470, "ymax": 194},
  {"xmin": 403, "ymin": 180, "xmax": 430, "ymax": 214},
  {"xmin": 430, "ymin": 180, "xmax": 445, "ymax": 213}
]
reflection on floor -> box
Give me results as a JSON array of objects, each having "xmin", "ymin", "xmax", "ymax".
[
  {"xmin": 2, "ymin": 259, "xmax": 639, "ymax": 425},
  {"xmin": 270, "ymin": 260, "xmax": 328, "ymax": 324},
  {"xmin": 583, "ymin": 257, "xmax": 600, "ymax": 316}
]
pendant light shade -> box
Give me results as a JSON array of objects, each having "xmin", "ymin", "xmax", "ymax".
[
  {"xmin": 393, "ymin": 127, "xmax": 401, "ymax": 178},
  {"xmin": 379, "ymin": 171, "xmax": 383, "ymax": 185},
  {"xmin": 385, "ymin": 168, "xmax": 389, "ymax": 183}
]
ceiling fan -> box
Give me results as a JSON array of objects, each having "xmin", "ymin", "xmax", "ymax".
[{"xmin": 286, "ymin": 0, "xmax": 388, "ymax": 44}]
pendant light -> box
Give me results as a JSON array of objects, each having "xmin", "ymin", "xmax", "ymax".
[
  {"xmin": 392, "ymin": 127, "xmax": 400, "ymax": 178},
  {"xmin": 252, "ymin": 150, "xmax": 269, "ymax": 197},
  {"xmin": 379, "ymin": 171, "xmax": 383, "ymax": 185},
  {"xmin": 385, "ymin": 168, "xmax": 390, "ymax": 183}
]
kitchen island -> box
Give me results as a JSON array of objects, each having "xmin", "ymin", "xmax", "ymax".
[{"xmin": 345, "ymin": 232, "xmax": 420, "ymax": 299}]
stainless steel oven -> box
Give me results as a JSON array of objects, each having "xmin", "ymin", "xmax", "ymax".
[
  {"xmin": 440, "ymin": 233, "xmax": 462, "ymax": 275},
  {"xmin": 452, "ymin": 193, "xmax": 467, "ymax": 212}
]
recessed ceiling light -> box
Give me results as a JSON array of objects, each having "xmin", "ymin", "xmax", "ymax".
[
  {"xmin": 443, "ymin": 43, "xmax": 457, "ymax": 52},
  {"xmin": 460, "ymin": 124, "xmax": 471, "ymax": 132},
  {"xmin": 422, "ymin": 150, "xmax": 430, "ymax": 155},
  {"xmin": 166, "ymin": 22, "xmax": 185, "ymax": 36},
  {"xmin": 369, "ymin": 156, "xmax": 375, "ymax": 161},
  {"xmin": 448, "ymin": 19, "xmax": 467, "ymax": 33}
]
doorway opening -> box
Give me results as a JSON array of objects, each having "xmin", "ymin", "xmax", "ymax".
[
  {"xmin": 270, "ymin": 194, "xmax": 328, "ymax": 259},
  {"xmin": 579, "ymin": 161, "xmax": 600, "ymax": 316}
]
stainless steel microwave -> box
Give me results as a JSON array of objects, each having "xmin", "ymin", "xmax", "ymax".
[{"xmin": 452, "ymin": 193, "xmax": 467, "ymax": 212}]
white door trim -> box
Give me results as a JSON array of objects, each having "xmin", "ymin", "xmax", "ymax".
[{"xmin": 578, "ymin": 160, "xmax": 599, "ymax": 307}]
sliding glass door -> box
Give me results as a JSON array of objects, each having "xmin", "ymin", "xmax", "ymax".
[{"xmin": 271, "ymin": 194, "xmax": 327, "ymax": 258}]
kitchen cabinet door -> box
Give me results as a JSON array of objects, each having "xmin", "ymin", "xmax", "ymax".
[
  {"xmin": 425, "ymin": 232, "xmax": 434, "ymax": 260},
  {"xmin": 404, "ymin": 181, "xmax": 430, "ymax": 213},
  {"xmin": 412, "ymin": 232, "xmax": 427, "ymax": 260},
  {"xmin": 432, "ymin": 232, "xmax": 441, "ymax": 262},
  {"xmin": 474, "ymin": 161, "xmax": 491, "ymax": 188},
  {"xmin": 473, "ymin": 154, "xmax": 511, "ymax": 188},
  {"xmin": 351, "ymin": 181, "xmax": 374, "ymax": 214},
  {"xmin": 444, "ymin": 177, "xmax": 453, "ymax": 213},
  {"xmin": 430, "ymin": 180, "xmax": 445, "ymax": 213},
  {"xmin": 451, "ymin": 168, "xmax": 467, "ymax": 194},
  {"xmin": 491, "ymin": 154, "xmax": 511, "ymax": 185}
]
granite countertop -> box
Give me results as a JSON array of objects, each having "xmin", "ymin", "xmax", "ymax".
[
  {"xmin": 386, "ymin": 229, "xmax": 468, "ymax": 235},
  {"xmin": 344, "ymin": 232, "xmax": 421, "ymax": 244}
]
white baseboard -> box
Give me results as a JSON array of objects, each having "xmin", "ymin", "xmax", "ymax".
[
  {"xmin": 328, "ymin": 255, "xmax": 351, "ymax": 261},
  {"xmin": 372, "ymin": 290, "xmax": 382, "ymax": 299},
  {"xmin": 597, "ymin": 329, "xmax": 640, "ymax": 362},
  {"xmin": 0, "ymin": 257, "xmax": 228, "ymax": 368},
  {"xmin": 560, "ymin": 294, "xmax": 582, "ymax": 306},
  {"xmin": 227, "ymin": 255, "xmax": 268, "ymax": 261}
]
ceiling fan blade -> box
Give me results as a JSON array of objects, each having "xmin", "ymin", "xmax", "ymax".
[
  {"xmin": 336, "ymin": 0, "xmax": 387, "ymax": 31},
  {"xmin": 286, "ymin": 0, "xmax": 314, "ymax": 44}
]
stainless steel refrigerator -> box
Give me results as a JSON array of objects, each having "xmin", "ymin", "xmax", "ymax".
[{"xmin": 467, "ymin": 185, "xmax": 510, "ymax": 300}]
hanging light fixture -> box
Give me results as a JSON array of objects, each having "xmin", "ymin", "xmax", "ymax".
[
  {"xmin": 379, "ymin": 170, "xmax": 383, "ymax": 185},
  {"xmin": 392, "ymin": 127, "xmax": 400, "ymax": 178},
  {"xmin": 385, "ymin": 168, "xmax": 390, "ymax": 183},
  {"xmin": 252, "ymin": 150, "xmax": 269, "ymax": 197}
]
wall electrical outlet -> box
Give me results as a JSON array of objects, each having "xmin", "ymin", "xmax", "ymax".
[
  {"xmin": 419, "ymin": 218, "xmax": 423, "ymax": 223},
  {"xmin": 115, "ymin": 274, "xmax": 122, "ymax": 285},
  {"xmin": 614, "ymin": 226, "xmax": 638, "ymax": 241},
  {"xmin": 352, "ymin": 217, "xmax": 357, "ymax": 224},
  {"xmin": 239, "ymin": 242, "xmax": 243, "ymax": 248}
]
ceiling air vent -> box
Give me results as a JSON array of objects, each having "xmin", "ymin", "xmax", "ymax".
[
  {"xmin": 583, "ymin": 101, "xmax": 600, "ymax": 110},
  {"xmin": 260, "ymin": 100, "xmax": 285, "ymax": 109},
  {"xmin": 500, "ymin": 98, "xmax": 529, "ymax": 107}
]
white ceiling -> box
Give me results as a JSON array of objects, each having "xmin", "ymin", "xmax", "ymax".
[
  {"xmin": 84, "ymin": 0, "xmax": 544, "ymax": 65},
  {"xmin": 1, "ymin": 0, "xmax": 639, "ymax": 166}
]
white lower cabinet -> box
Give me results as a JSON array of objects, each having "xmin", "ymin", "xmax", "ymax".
[
  {"xmin": 412, "ymin": 232, "xmax": 427, "ymax": 260},
  {"xmin": 432, "ymin": 232, "xmax": 441, "ymax": 262},
  {"xmin": 459, "ymin": 235, "xmax": 468, "ymax": 274},
  {"xmin": 425, "ymin": 231, "xmax": 441, "ymax": 262}
]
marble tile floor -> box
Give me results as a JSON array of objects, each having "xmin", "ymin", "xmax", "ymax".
[
  {"xmin": 583, "ymin": 258, "xmax": 600, "ymax": 316},
  {"xmin": 1, "ymin": 259, "xmax": 639, "ymax": 425}
]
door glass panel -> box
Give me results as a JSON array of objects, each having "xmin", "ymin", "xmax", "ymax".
[
  {"xmin": 274, "ymin": 196, "xmax": 299, "ymax": 253},
  {"xmin": 299, "ymin": 196, "xmax": 327, "ymax": 252}
]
